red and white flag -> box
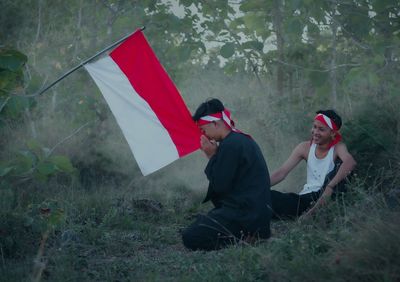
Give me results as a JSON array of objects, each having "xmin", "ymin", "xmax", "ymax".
[{"xmin": 85, "ymin": 29, "xmax": 201, "ymax": 175}]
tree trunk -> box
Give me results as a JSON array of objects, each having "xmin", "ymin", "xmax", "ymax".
[
  {"xmin": 272, "ymin": 0, "xmax": 284, "ymax": 97},
  {"xmin": 73, "ymin": 0, "xmax": 83, "ymax": 59},
  {"xmin": 25, "ymin": 108, "xmax": 37, "ymax": 139},
  {"xmin": 330, "ymin": 17, "xmax": 338, "ymax": 108},
  {"xmin": 34, "ymin": 0, "xmax": 42, "ymax": 44}
]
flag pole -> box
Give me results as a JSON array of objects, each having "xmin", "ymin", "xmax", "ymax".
[{"xmin": 30, "ymin": 26, "xmax": 146, "ymax": 97}]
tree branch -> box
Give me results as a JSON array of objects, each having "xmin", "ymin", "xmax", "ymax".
[
  {"xmin": 273, "ymin": 59, "xmax": 361, "ymax": 72},
  {"xmin": 48, "ymin": 121, "xmax": 94, "ymax": 157},
  {"xmin": 0, "ymin": 97, "xmax": 10, "ymax": 113},
  {"xmin": 325, "ymin": 12, "xmax": 371, "ymax": 51}
]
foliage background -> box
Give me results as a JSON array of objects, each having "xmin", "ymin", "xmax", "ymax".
[{"xmin": 0, "ymin": 0, "xmax": 399, "ymax": 281}]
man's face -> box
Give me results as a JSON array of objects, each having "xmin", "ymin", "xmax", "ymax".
[
  {"xmin": 311, "ymin": 120, "xmax": 335, "ymax": 145},
  {"xmin": 199, "ymin": 121, "xmax": 219, "ymax": 140}
]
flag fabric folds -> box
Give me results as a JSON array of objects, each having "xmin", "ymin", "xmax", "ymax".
[{"xmin": 85, "ymin": 29, "xmax": 201, "ymax": 175}]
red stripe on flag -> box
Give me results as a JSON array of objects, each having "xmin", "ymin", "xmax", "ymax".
[{"xmin": 109, "ymin": 30, "xmax": 201, "ymax": 157}]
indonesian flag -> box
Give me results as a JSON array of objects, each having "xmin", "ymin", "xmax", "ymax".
[{"xmin": 85, "ymin": 29, "xmax": 201, "ymax": 175}]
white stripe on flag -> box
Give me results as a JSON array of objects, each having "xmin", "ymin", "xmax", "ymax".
[{"xmin": 85, "ymin": 56, "xmax": 179, "ymax": 175}]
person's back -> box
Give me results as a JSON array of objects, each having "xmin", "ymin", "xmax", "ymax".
[{"xmin": 204, "ymin": 131, "xmax": 271, "ymax": 238}]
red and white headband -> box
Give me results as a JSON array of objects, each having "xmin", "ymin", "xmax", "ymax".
[
  {"xmin": 315, "ymin": 113, "xmax": 339, "ymax": 131},
  {"xmin": 197, "ymin": 109, "xmax": 236, "ymax": 129},
  {"xmin": 197, "ymin": 108, "xmax": 250, "ymax": 136},
  {"xmin": 314, "ymin": 113, "xmax": 342, "ymax": 147}
]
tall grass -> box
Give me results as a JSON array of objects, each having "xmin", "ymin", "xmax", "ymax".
[
  {"xmin": 1, "ymin": 171, "xmax": 399, "ymax": 281},
  {"xmin": 261, "ymin": 178, "xmax": 400, "ymax": 282}
]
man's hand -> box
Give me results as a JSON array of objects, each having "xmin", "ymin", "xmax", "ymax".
[
  {"xmin": 200, "ymin": 135, "xmax": 217, "ymax": 159},
  {"xmin": 298, "ymin": 207, "xmax": 315, "ymax": 222},
  {"xmin": 299, "ymin": 187, "xmax": 333, "ymax": 222}
]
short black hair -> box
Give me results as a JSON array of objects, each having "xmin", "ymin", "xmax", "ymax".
[
  {"xmin": 192, "ymin": 98, "xmax": 225, "ymax": 121},
  {"xmin": 316, "ymin": 109, "xmax": 342, "ymax": 129}
]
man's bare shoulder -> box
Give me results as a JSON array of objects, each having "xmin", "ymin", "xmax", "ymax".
[
  {"xmin": 293, "ymin": 141, "xmax": 311, "ymax": 159},
  {"xmin": 334, "ymin": 142, "xmax": 352, "ymax": 157},
  {"xmin": 334, "ymin": 142, "xmax": 348, "ymax": 150}
]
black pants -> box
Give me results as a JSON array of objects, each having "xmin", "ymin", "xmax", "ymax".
[
  {"xmin": 181, "ymin": 213, "xmax": 244, "ymax": 251},
  {"xmin": 270, "ymin": 190, "xmax": 321, "ymax": 219},
  {"xmin": 270, "ymin": 161, "xmax": 348, "ymax": 219}
]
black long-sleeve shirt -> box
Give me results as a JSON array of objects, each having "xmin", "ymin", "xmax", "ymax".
[{"xmin": 203, "ymin": 131, "xmax": 271, "ymax": 237}]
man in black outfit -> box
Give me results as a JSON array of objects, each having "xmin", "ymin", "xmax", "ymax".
[{"xmin": 181, "ymin": 98, "xmax": 271, "ymax": 251}]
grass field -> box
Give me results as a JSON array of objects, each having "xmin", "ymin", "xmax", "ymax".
[{"xmin": 1, "ymin": 175, "xmax": 399, "ymax": 282}]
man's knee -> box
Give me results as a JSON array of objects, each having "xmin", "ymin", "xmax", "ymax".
[
  {"xmin": 181, "ymin": 225, "xmax": 216, "ymax": 251},
  {"xmin": 181, "ymin": 227, "xmax": 199, "ymax": 251},
  {"xmin": 181, "ymin": 214, "xmax": 233, "ymax": 251}
]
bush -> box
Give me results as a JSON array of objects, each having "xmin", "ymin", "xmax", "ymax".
[{"xmin": 344, "ymin": 96, "xmax": 400, "ymax": 189}]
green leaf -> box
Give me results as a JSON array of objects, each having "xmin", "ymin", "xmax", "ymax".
[
  {"xmin": 15, "ymin": 151, "xmax": 36, "ymax": 174},
  {"xmin": 0, "ymin": 70, "xmax": 20, "ymax": 95},
  {"xmin": 223, "ymin": 62, "xmax": 239, "ymax": 75},
  {"xmin": 338, "ymin": 5, "xmax": 370, "ymax": 38},
  {"xmin": 347, "ymin": 67, "xmax": 362, "ymax": 80},
  {"xmin": 368, "ymin": 72, "xmax": 380, "ymax": 87},
  {"xmin": 290, "ymin": 0, "xmax": 302, "ymax": 10},
  {"xmin": 179, "ymin": 0, "xmax": 194, "ymax": 7},
  {"xmin": 287, "ymin": 18, "xmax": 303, "ymax": 35},
  {"xmin": 220, "ymin": 42, "xmax": 235, "ymax": 58},
  {"xmin": 179, "ymin": 45, "xmax": 192, "ymax": 61},
  {"xmin": 2, "ymin": 96, "xmax": 30, "ymax": 119},
  {"xmin": 36, "ymin": 162, "xmax": 56, "ymax": 176},
  {"xmin": 0, "ymin": 166, "xmax": 14, "ymax": 177},
  {"xmin": 0, "ymin": 49, "xmax": 27, "ymax": 72},
  {"xmin": 307, "ymin": 23, "xmax": 320, "ymax": 37},
  {"xmin": 343, "ymin": 67, "xmax": 366, "ymax": 88},
  {"xmin": 47, "ymin": 209, "xmax": 65, "ymax": 228},
  {"xmin": 229, "ymin": 18, "xmax": 244, "ymax": 29},
  {"xmin": 26, "ymin": 139, "xmax": 41, "ymax": 152},
  {"xmin": 372, "ymin": 54, "xmax": 385, "ymax": 65},
  {"xmin": 240, "ymin": 0, "xmax": 270, "ymax": 12},
  {"xmin": 242, "ymin": 40, "xmax": 264, "ymax": 52},
  {"xmin": 49, "ymin": 155, "xmax": 74, "ymax": 173},
  {"xmin": 242, "ymin": 13, "xmax": 265, "ymax": 31}
]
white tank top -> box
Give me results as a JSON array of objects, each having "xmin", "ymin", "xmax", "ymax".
[{"xmin": 299, "ymin": 143, "xmax": 335, "ymax": 195}]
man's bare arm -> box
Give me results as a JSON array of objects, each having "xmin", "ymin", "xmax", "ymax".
[
  {"xmin": 326, "ymin": 143, "xmax": 357, "ymax": 188},
  {"xmin": 270, "ymin": 142, "xmax": 308, "ymax": 186},
  {"xmin": 302, "ymin": 143, "xmax": 356, "ymax": 218}
]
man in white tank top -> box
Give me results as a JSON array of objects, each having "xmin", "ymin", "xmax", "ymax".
[{"xmin": 269, "ymin": 110, "xmax": 356, "ymax": 219}]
